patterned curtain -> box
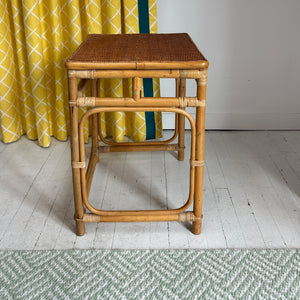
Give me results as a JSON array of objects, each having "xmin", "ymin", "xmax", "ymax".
[{"xmin": 0, "ymin": 0, "xmax": 162, "ymax": 147}]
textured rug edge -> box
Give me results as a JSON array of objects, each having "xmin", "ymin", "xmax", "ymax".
[{"xmin": 0, "ymin": 249, "xmax": 299, "ymax": 299}]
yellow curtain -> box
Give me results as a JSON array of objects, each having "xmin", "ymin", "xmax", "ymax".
[{"xmin": 0, "ymin": 0, "xmax": 162, "ymax": 147}]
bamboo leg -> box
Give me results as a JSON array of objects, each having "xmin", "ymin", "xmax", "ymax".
[
  {"xmin": 178, "ymin": 78, "xmax": 186, "ymax": 161},
  {"xmin": 192, "ymin": 69, "xmax": 207, "ymax": 234},
  {"xmin": 69, "ymin": 76, "xmax": 85, "ymax": 236},
  {"xmin": 91, "ymin": 79, "xmax": 99, "ymax": 151},
  {"xmin": 175, "ymin": 79, "xmax": 180, "ymax": 149},
  {"xmin": 97, "ymin": 79, "xmax": 102, "ymax": 140},
  {"xmin": 86, "ymin": 79, "xmax": 99, "ymax": 197}
]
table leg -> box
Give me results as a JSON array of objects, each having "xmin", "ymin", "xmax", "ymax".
[
  {"xmin": 86, "ymin": 79, "xmax": 100, "ymax": 197},
  {"xmin": 91, "ymin": 79, "xmax": 100, "ymax": 152},
  {"xmin": 192, "ymin": 69, "xmax": 208, "ymax": 234},
  {"xmin": 178, "ymin": 78, "xmax": 186, "ymax": 161},
  {"xmin": 69, "ymin": 76, "xmax": 85, "ymax": 236}
]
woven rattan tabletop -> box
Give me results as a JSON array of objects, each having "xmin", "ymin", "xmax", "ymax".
[{"xmin": 66, "ymin": 33, "xmax": 208, "ymax": 70}]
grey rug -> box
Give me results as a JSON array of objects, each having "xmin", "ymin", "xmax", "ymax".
[{"xmin": 0, "ymin": 249, "xmax": 299, "ymax": 299}]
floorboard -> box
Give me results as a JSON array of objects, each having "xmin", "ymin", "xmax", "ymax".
[{"xmin": 0, "ymin": 131, "xmax": 299, "ymax": 249}]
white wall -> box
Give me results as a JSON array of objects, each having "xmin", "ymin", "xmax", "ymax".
[{"xmin": 157, "ymin": 0, "xmax": 300, "ymax": 129}]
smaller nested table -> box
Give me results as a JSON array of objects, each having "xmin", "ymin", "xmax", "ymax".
[{"xmin": 66, "ymin": 33, "xmax": 208, "ymax": 236}]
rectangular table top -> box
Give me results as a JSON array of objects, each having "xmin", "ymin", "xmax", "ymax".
[{"xmin": 66, "ymin": 33, "xmax": 208, "ymax": 70}]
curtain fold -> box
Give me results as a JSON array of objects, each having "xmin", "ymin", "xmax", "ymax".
[{"xmin": 0, "ymin": 0, "xmax": 162, "ymax": 147}]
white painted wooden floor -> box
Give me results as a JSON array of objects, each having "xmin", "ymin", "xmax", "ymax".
[{"xmin": 0, "ymin": 131, "xmax": 299, "ymax": 250}]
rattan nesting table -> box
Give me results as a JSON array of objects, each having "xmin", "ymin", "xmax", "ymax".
[{"xmin": 66, "ymin": 33, "xmax": 209, "ymax": 236}]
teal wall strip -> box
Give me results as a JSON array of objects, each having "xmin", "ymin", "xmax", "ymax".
[{"xmin": 138, "ymin": 0, "xmax": 156, "ymax": 140}]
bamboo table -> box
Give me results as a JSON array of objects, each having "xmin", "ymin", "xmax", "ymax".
[{"xmin": 66, "ymin": 33, "xmax": 209, "ymax": 236}]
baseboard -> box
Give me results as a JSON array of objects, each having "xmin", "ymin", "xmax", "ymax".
[{"xmin": 162, "ymin": 112, "xmax": 300, "ymax": 130}]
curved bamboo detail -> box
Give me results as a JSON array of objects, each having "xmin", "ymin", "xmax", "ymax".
[
  {"xmin": 97, "ymin": 115, "xmax": 179, "ymax": 147},
  {"xmin": 78, "ymin": 107, "xmax": 196, "ymax": 217}
]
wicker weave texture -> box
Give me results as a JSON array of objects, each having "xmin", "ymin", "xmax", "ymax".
[{"xmin": 67, "ymin": 33, "xmax": 206, "ymax": 64}]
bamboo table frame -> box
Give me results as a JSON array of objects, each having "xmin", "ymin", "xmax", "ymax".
[{"xmin": 66, "ymin": 34, "xmax": 208, "ymax": 236}]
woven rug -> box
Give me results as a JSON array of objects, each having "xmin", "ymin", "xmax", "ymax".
[{"xmin": 0, "ymin": 249, "xmax": 299, "ymax": 299}]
